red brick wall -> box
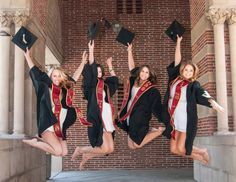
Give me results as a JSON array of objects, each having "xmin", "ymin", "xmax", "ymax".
[
  {"xmin": 31, "ymin": 0, "xmax": 233, "ymax": 171},
  {"xmin": 190, "ymin": 0, "xmax": 233, "ymax": 134},
  {"xmin": 189, "ymin": 0, "xmax": 206, "ymax": 28},
  {"xmin": 31, "ymin": 0, "xmax": 48, "ymax": 29},
  {"xmin": 59, "ymin": 0, "xmax": 193, "ymax": 170}
]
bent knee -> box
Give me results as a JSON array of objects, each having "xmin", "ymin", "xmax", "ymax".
[
  {"xmin": 105, "ymin": 146, "xmax": 114, "ymax": 154},
  {"xmin": 61, "ymin": 149, "xmax": 68, "ymax": 157},
  {"xmin": 177, "ymin": 147, "xmax": 186, "ymax": 155},
  {"xmin": 108, "ymin": 145, "xmax": 114, "ymax": 153},
  {"xmin": 128, "ymin": 144, "xmax": 135, "ymax": 150},
  {"xmin": 54, "ymin": 147, "xmax": 63, "ymax": 156},
  {"xmin": 170, "ymin": 147, "xmax": 178, "ymax": 155},
  {"xmin": 133, "ymin": 144, "xmax": 141, "ymax": 149}
]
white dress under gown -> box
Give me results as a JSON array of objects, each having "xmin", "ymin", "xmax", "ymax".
[
  {"xmin": 102, "ymin": 90, "xmax": 115, "ymax": 132},
  {"xmin": 46, "ymin": 89, "xmax": 67, "ymax": 133},
  {"xmin": 126, "ymin": 86, "xmax": 140, "ymax": 126},
  {"xmin": 168, "ymin": 80, "xmax": 188, "ymax": 132}
]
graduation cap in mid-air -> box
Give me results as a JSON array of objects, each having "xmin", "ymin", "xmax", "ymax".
[
  {"xmin": 165, "ymin": 20, "xmax": 185, "ymax": 42},
  {"xmin": 116, "ymin": 27, "xmax": 135, "ymax": 46},
  {"xmin": 11, "ymin": 26, "xmax": 38, "ymax": 52},
  {"xmin": 87, "ymin": 21, "xmax": 100, "ymax": 40}
]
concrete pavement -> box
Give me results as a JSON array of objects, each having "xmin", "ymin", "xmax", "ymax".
[{"xmin": 48, "ymin": 168, "xmax": 195, "ymax": 182}]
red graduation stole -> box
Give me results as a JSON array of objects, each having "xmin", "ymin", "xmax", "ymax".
[
  {"xmin": 168, "ymin": 77, "xmax": 189, "ymax": 139},
  {"xmin": 51, "ymin": 84, "xmax": 64, "ymax": 138},
  {"xmin": 96, "ymin": 78, "xmax": 116, "ymax": 131},
  {"xmin": 118, "ymin": 80, "xmax": 156, "ymax": 122},
  {"xmin": 51, "ymin": 84, "xmax": 92, "ymax": 138},
  {"xmin": 66, "ymin": 88, "xmax": 74, "ymax": 107},
  {"xmin": 65, "ymin": 87, "xmax": 92, "ymax": 127}
]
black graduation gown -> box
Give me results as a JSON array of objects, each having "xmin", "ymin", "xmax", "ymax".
[
  {"xmin": 162, "ymin": 62, "xmax": 212, "ymax": 155},
  {"xmin": 116, "ymin": 67, "xmax": 163, "ymax": 145},
  {"xmin": 82, "ymin": 62, "xmax": 119, "ymax": 147},
  {"xmin": 29, "ymin": 66, "xmax": 77, "ymax": 140}
]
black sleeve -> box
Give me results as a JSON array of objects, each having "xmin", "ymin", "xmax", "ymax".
[
  {"xmin": 130, "ymin": 67, "xmax": 139, "ymax": 77},
  {"xmin": 66, "ymin": 73, "xmax": 76, "ymax": 84},
  {"xmin": 29, "ymin": 66, "xmax": 52, "ymax": 94},
  {"xmin": 167, "ymin": 62, "xmax": 181, "ymax": 82},
  {"xmin": 194, "ymin": 81, "xmax": 212, "ymax": 108},
  {"xmin": 82, "ymin": 62, "xmax": 97, "ymax": 99},
  {"xmin": 150, "ymin": 88, "xmax": 163, "ymax": 122},
  {"xmin": 129, "ymin": 67, "xmax": 139, "ymax": 83},
  {"xmin": 105, "ymin": 76, "xmax": 119, "ymax": 97}
]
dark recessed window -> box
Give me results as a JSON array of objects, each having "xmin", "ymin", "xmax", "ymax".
[
  {"xmin": 117, "ymin": 0, "xmax": 123, "ymax": 14},
  {"xmin": 117, "ymin": 0, "xmax": 143, "ymax": 14},
  {"xmin": 135, "ymin": 0, "xmax": 142, "ymax": 14},
  {"xmin": 117, "ymin": 83, "xmax": 124, "ymax": 110},
  {"xmin": 126, "ymin": 0, "xmax": 133, "ymax": 14}
]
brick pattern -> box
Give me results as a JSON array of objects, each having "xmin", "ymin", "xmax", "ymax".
[
  {"xmin": 31, "ymin": 0, "xmax": 48, "ymax": 29},
  {"xmin": 45, "ymin": 0, "xmax": 63, "ymax": 54},
  {"xmin": 32, "ymin": 0, "xmax": 233, "ymax": 170},
  {"xmin": 189, "ymin": 0, "xmax": 206, "ymax": 28},
  {"xmin": 190, "ymin": 1, "xmax": 234, "ymax": 133},
  {"xmin": 59, "ymin": 0, "xmax": 193, "ymax": 170}
]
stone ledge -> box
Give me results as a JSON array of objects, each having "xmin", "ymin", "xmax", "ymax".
[
  {"xmin": 194, "ymin": 135, "xmax": 236, "ymax": 182},
  {"xmin": 0, "ymin": 138, "xmax": 49, "ymax": 182}
]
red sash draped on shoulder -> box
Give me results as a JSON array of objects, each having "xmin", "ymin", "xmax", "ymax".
[
  {"xmin": 96, "ymin": 78, "xmax": 116, "ymax": 131},
  {"xmin": 51, "ymin": 84, "xmax": 92, "ymax": 138},
  {"xmin": 168, "ymin": 77, "xmax": 189, "ymax": 139},
  {"xmin": 65, "ymin": 87, "xmax": 92, "ymax": 127},
  {"xmin": 51, "ymin": 84, "xmax": 64, "ymax": 138},
  {"xmin": 118, "ymin": 80, "xmax": 156, "ymax": 122}
]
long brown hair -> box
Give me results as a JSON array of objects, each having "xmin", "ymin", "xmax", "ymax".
[
  {"xmin": 96, "ymin": 64, "xmax": 105, "ymax": 78},
  {"xmin": 136, "ymin": 65, "xmax": 157, "ymax": 86},
  {"xmin": 179, "ymin": 62, "xmax": 199, "ymax": 82}
]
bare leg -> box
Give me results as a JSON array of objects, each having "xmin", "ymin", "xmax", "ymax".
[
  {"xmin": 23, "ymin": 131, "xmax": 64, "ymax": 156},
  {"xmin": 72, "ymin": 132, "xmax": 114, "ymax": 161},
  {"xmin": 129, "ymin": 126, "xmax": 165, "ymax": 149},
  {"xmin": 171, "ymin": 131, "xmax": 208, "ymax": 164},
  {"xmin": 59, "ymin": 139, "xmax": 68, "ymax": 156},
  {"xmin": 192, "ymin": 146, "xmax": 209, "ymax": 163},
  {"xmin": 79, "ymin": 153, "xmax": 105, "ymax": 170}
]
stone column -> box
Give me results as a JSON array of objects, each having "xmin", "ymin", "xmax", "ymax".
[
  {"xmin": 0, "ymin": 12, "xmax": 12, "ymax": 135},
  {"xmin": 12, "ymin": 11, "xmax": 29, "ymax": 136},
  {"xmin": 207, "ymin": 8, "xmax": 229, "ymax": 133},
  {"xmin": 227, "ymin": 8, "xmax": 236, "ymax": 131}
]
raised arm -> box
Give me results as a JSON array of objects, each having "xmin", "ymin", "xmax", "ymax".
[
  {"xmin": 88, "ymin": 40, "xmax": 94, "ymax": 65},
  {"xmin": 127, "ymin": 43, "xmax": 135, "ymax": 71},
  {"xmin": 72, "ymin": 51, "xmax": 88, "ymax": 81},
  {"xmin": 106, "ymin": 57, "xmax": 116, "ymax": 76},
  {"xmin": 24, "ymin": 48, "xmax": 35, "ymax": 69},
  {"xmin": 175, "ymin": 35, "xmax": 182, "ymax": 66}
]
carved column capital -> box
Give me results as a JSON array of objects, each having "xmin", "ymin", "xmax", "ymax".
[
  {"xmin": 206, "ymin": 7, "xmax": 227, "ymax": 25},
  {"xmin": 227, "ymin": 8, "xmax": 236, "ymax": 25},
  {"xmin": 13, "ymin": 10, "xmax": 29, "ymax": 27},
  {"xmin": 0, "ymin": 11, "xmax": 13, "ymax": 28}
]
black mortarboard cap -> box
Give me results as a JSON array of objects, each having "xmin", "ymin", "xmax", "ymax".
[
  {"xmin": 116, "ymin": 27, "xmax": 135, "ymax": 46},
  {"xmin": 165, "ymin": 20, "xmax": 185, "ymax": 42},
  {"xmin": 11, "ymin": 26, "xmax": 37, "ymax": 52},
  {"xmin": 87, "ymin": 22, "xmax": 100, "ymax": 40},
  {"xmin": 102, "ymin": 18, "xmax": 111, "ymax": 29}
]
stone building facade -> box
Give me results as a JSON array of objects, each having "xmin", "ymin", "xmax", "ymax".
[{"xmin": 0, "ymin": 0, "xmax": 235, "ymax": 181}]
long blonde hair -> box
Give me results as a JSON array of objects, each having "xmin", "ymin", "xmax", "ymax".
[
  {"xmin": 48, "ymin": 67, "xmax": 73, "ymax": 88},
  {"xmin": 179, "ymin": 62, "xmax": 199, "ymax": 82}
]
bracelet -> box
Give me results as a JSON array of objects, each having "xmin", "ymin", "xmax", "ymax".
[{"xmin": 109, "ymin": 69, "xmax": 114, "ymax": 72}]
